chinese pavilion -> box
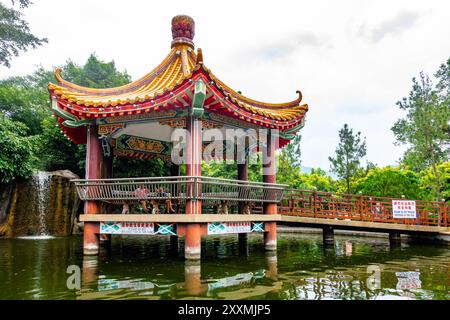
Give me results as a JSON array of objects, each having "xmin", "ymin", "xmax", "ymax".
[{"xmin": 48, "ymin": 15, "xmax": 309, "ymax": 260}]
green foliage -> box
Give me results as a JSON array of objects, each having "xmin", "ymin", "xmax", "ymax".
[
  {"xmin": 420, "ymin": 162, "xmax": 450, "ymax": 201},
  {"xmin": 113, "ymin": 157, "xmax": 169, "ymax": 178},
  {"xmin": 435, "ymin": 57, "xmax": 449, "ymax": 100},
  {"xmin": 329, "ymin": 123, "xmax": 367, "ymax": 193},
  {"xmin": 354, "ymin": 166, "xmax": 422, "ymax": 199},
  {"xmin": 202, "ymin": 161, "xmax": 237, "ymax": 180},
  {"xmin": 37, "ymin": 116, "xmax": 85, "ymax": 176},
  {"xmin": 0, "ymin": 70, "xmax": 51, "ymax": 135},
  {"xmin": 59, "ymin": 54, "xmax": 131, "ymax": 89},
  {"xmin": 0, "ymin": 0, "xmax": 47, "ymax": 67},
  {"xmin": 296, "ymin": 168, "xmax": 336, "ymax": 192},
  {"xmin": 0, "ymin": 115, "xmax": 35, "ymax": 183}
]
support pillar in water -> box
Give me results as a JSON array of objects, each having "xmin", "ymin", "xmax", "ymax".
[
  {"xmin": 238, "ymin": 233, "xmax": 248, "ymax": 256},
  {"xmin": 99, "ymin": 234, "xmax": 111, "ymax": 243},
  {"xmin": 389, "ymin": 232, "xmax": 401, "ymax": 246},
  {"xmin": 323, "ymin": 225, "xmax": 334, "ymax": 245},
  {"xmin": 170, "ymin": 235, "xmax": 179, "ymax": 254}
]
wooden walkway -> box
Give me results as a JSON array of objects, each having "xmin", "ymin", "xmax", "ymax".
[{"xmin": 278, "ymin": 190, "xmax": 450, "ymax": 236}]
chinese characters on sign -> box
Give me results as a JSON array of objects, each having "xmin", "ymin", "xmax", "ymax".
[
  {"xmin": 396, "ymin": 272, "xmax": 422, "ymax": 290},
  {"xmin": 207, "ymin": 222, "xmax": 265, "ymax": 235},
  {"xmin": 392, "ymin": 200, "xmax": 416, "ymax": 219},
  {"xmin": 100, "ymin": 222, "xmax": 155, "ymax": 234}
]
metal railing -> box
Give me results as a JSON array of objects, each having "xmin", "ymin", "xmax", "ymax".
[
  {"xmin": 72, "ymin": 176, "xmax": 287, "ymax": 204},
  {"xmin": 279, "ymin": 189, "xmax": 449, "ymax": 227}
]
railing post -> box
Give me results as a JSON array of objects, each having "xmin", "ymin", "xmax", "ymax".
[
  {"xmin": 313, "ymin": 190, "xmax": 318, "ymax": 217},
  {"xmin": 359, "ymin": 194, "xmax": 364, "ymax": 221},
  {"xmin": 439, "ymin": 201, "xmax": 447, "ymax": 227}
]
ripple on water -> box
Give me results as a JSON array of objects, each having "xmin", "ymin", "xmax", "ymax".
[
  {"xmin": 16, "ymin": 235, "xmax": 55, "ymax": 240},
  {"xmin": 0, "ymin": 233, "xmax": 448, "ymax": 300}
]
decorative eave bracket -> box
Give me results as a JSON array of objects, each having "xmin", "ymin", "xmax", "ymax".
[
  {"xmin": 190, "ymin": 79, "xmax": 206, "ymax": 117},
  {"xmin": 52, "ymin": 98, "xmax": 92, "ymax": 128}
]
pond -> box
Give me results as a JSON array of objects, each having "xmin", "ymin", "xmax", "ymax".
[{"xmin": 0, "ymin": 233, "xmax": 448, "ymax": 300}]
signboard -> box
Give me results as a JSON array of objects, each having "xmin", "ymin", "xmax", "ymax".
[
  {"xmin": 396, "ymin": 272, "xmax": 422, "ymax": 290},
  {"xmin": 100, "ymin": 222, "xmax": 177, "ymax": 235},
  {"xmin": 98, "ymin": 279, "xmax": 155, "ymax": 292},
  {"xmin": 207, "ymin": 222, "xmax": 264, "ymax": 235},
  {"xmin": 392, "ymin": 200, "xmax": 416, "ymax": 219}
]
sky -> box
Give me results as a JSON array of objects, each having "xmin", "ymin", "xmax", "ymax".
[{"xmin": 1, "ymin": 0, "xmax": 449, "ymax": 170}]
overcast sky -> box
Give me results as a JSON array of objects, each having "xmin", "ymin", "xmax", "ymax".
[{"xmin": 1, "ymin": 0, "xmax": 449, "ymax": 169}]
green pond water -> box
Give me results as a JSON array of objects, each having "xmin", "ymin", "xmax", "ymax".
[{"xmin": 0, "ymin": 233, "xmax": 448, "ymax": 300}]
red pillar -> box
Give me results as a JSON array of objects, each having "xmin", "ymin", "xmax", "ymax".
[
  {"xmin": 185, "ymin": 116, "xmax": 202, "ymax": 260},
  {"xmin": 263, "ymin": 129, "xmax": 277, "ymax": 251},
  {"xmin": 83, "ymin": 124, "xmax": 102, "ymax": 255}
]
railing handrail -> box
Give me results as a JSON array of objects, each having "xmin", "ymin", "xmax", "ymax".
[
  {"xmin": 285, "ymin": 188, "xmax": 444, "ymax": 205},
  {"xmin": 72, "ymin": 176, "xmax": 288, "ymax": 188},
  {"xmin": 72, "ymin": 175, "xmax": 287, "ymax": 204}
]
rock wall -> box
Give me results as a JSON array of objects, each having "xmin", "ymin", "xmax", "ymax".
[{"xmin": 0, "ymin": 170, "xmax": 81, "ymax": 238}]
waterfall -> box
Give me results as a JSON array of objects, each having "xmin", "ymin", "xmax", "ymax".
[{"xmin": 33, "ymin": 171, "xmax": 51, "ymax": 237}]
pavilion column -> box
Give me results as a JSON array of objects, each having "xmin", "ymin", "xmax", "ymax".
[
  {"xmin": 185, "ymin": 115, "xmax": 202, "ymax": 260},
  {"xmin": 263, "ymin": 129, "xmax": 277, "ymax": 251},
  {"xmin": 83, "ymin": 124, "xmax": 102, "ymax": 255}
]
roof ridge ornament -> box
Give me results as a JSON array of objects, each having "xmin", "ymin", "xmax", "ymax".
[{"xmin": 171, "ymin": 15, "xmax": 195, "ymax": 49}]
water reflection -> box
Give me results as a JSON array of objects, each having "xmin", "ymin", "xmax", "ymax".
[{"xmin": 0, "ymin": 234, "xmax": 448, "ymax": 300}]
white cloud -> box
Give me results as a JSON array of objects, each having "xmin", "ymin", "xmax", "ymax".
[
  {"xmin": 0, "ymin": 0, "xmax": 449, "ymax": 170},
  {"xmin": 358, "ymin": 11, "xmax": 420, "ymax": 43}
]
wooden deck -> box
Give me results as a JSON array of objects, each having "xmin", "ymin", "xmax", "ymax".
[
  {"xmin": 280, "ymin": 215, "xmax": 450, "ymax": 235},
  {"xmin": 79, "ymin": 214, "xmax": 281, "ymax": 223}
]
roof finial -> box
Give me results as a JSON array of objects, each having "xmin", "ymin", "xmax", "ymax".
[{"xmin": 171, "ymin": 15, "xmax": 195, "ymax": 49}]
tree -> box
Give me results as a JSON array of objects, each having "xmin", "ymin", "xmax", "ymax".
[
  {"xmin": 354, "ymin": 166, "xmax": 422, "ymax": 199},
  {"xmin": 0, "ymin": 0, "xmax": 47, "ymax": 67},
  {"xmin": 277, "ymin": 134, "xmax": 302, "ymax": 186},
  {"xmin": 392, "ymin": 71, "xmax": 450, "ymax": 201},
  {"xmin": 0, "ymin": 114, "xmax": 35, "ymax": 183},
  {"xmin": 329, "ymin": 124, "xmax": 367, "ymax": 193}
]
